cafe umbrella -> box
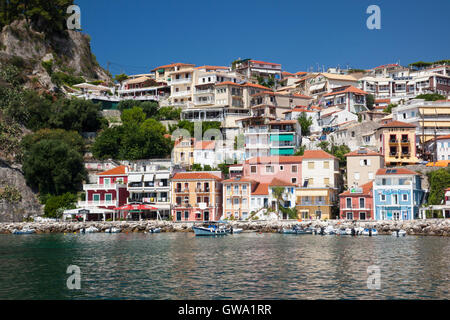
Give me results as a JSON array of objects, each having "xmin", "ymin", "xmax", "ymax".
[{"xmin": 113, "ymin": 204, "xmax": 159, "ymax": 221}]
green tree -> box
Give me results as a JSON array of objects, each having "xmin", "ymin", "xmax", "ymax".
[
  {"xmin": 140, "ymin": 101, "xmax": 159, "ymax": 118},
  {"xmin": 383, "ymin": 103, "xmax": 398, "ymax": 114},
  {"xmin": 156, "ymin": 106, "xmax": 181, "ymax": 120},
  {"xmin": 22, "ymin": 128, "xmax": 84, "ymax": 154},
  {"xmin": 427, "ymin": 168, "xmax": 450, "ymax": 205},
  {"xmin": 117, "ymin": 99, "xmax": 141, "ymax": 112},
  {"xmin": 91, "ymin": 126, "xmax": 123, "ymax": 160},
  {"xmin": 121, "ymin": 106, "xmax": 146, "ymax": 125},
  {"xmin": 114, "ymin": 73, "xmax": 128, "ymax": 84},
  {"xmin": 44, "ymin": 192, "xmax": 77, "ymax": 218},
  {"xmin": 415, "ymin": 93, "xmax": 446, "ymax": 101},
  {"xmin": 366, "ymin": 94, "xmax": 375, "ymax": 109},
  {"xmin": 22, "ymin": 139, "xmax": 86, "ymax": 195},
  {"xmin": 271, "ymin": 187, "xmax": 285, "ymax": 219},
  {"xmin": 294, "ymin": 145, "xmax": 305, "ymax": 156},
  {"xmin": 297, "ymin": 112, "xmax": 313, "ymax": 136}
]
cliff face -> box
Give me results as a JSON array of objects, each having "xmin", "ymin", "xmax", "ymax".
[
  {"xmin": 0, "ymin": 19, "xmax": 111, "ymax": 92},
  {"xmin": 0, "ymin": 160, "xmax": 42, "ymax": 222}
]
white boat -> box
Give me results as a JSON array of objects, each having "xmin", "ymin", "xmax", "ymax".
[
  {"xmin": 392, "ymin": 229, "xmax": 406, "ymax": 237},
  {"xmin": 193, "ymin": 225, "xmax": 228, "ymax": 236},
  {"xmin": 336, "ymin": 228, "xmax": 352, "ymax": 235},
  {"xmin": 147, "ymin": 227, "xmax": 161, "ymax": 233},
  {"xmin": 355, "ymin": 227, "xmax": 365, "ymax": 235},
  {"xmin": 362, "ymin": 228, "xmax": 378, "ymax": 236},
  {"xmin": 324, "ymin": 225, "xmax": 336, "ymax": 235},
  {"xmin": 227, "ymin": 227, "xmax": 243, "ymax": 234},
  {"xmin": 12, "ymin": 228, "xmax": 35, "ymax": 235},
  {"xmin": 82, "ymin": 226, "xmax": 99, "ymax": 233},
  {"xmin": 105, "ymin": 227, "xmax": 121, "ymax": 233}
]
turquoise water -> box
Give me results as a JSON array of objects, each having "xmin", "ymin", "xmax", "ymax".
[{"xmin": 0, "ymin": 232, "xmax": 448, "ymax": 299}]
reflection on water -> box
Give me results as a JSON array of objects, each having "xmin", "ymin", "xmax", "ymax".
[{"xmin": 0, "ymin": 233, "xmax": 448, "ymax": 299}]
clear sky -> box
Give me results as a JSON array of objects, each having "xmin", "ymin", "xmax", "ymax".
[{"xmin": 75, "ymin": 0, "xmax": 450, "ymax": 76}]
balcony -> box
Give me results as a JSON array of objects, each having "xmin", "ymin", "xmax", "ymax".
[
  {"xmin": 175, "ymin": 188, "xmax": 190, "ymax": 193},
  {"xmin": 195, "ymin": 88, "xmax": 214, "ymax": 95},
  {"xmin": 168, "ymin": 78, "xmax": 192, "ymax": 85},
  {"xmin": 78, "ymin": 200, "xmax": 116, "ymax": 207},
  {"xmin": 194, "ymin": 98, "xmax": 214, "ymax": 106},
  {"xmin": 195, "ymin": 188, "xmax": 211, "ymax": 193},
  {"xmin": 83, "ymin": 183, "xmax": 124, "ymax": 191},
  {"xmin": 171, "ymin": 90, "xmax": 191, "ymax": 97},
  {"xmin": 400, "ymin": 139, "xmax": 410, "ymax": 144},
  {"xmin": 389, "ymin": 139, "xmax": 398, "ymax": 144}
]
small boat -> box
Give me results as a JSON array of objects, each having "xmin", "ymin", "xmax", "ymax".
[
  {"xmin": 12, "ymin": 228, "xmax": 35, "ymax": 235},
  {"xmin": 105, "ymin": 227, "xmax": 121, "ymax": 233},
  {"xmin": 362, "ymin": 228, "xmax": 378, "ymax": 236},
  {"xmin": 193, "ymin": 225, "xmax": 228, "ymax": 236},
  {"xmin": 336, "ymin": 228, "xmax": 352, "ymax": 235},
  {"xmin": 84, "ymin": 226, "xmax": 99, "ymax": 233},
  {"xmin": 313, "ymin": 226, "xmax": 336, "ymax": 235},
  {"xmin": 281, "ymin": 226, "xmax": 313, "ymax": 235},
  {"xmin": 226, "ymin": 227, "xmax": 243, "ymax": 234},
  {"xmin": 392, "ymin": 229, "xmax": 406, "ymax": 237},
  {"xmin": 355, "ymin": 227, "xmax": 364, "ymax": 235},
  {"xmin": 148, "ymin": 227, "xmax": 161, "ymax": 233}
]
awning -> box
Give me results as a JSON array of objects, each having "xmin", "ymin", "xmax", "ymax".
[
  {"xmin": 155, "ymin": 173, "xmax": 170, "ymax": 180},
  {"xmin": 309, "ymin": 83, "xmax": 325, "ymax": 91},
  {"xmin": 415, "ymin": 76, "xmax": 430, "ymax": 82},
  {"xmin": 377, "ymin": 81, "xmax": 390, "ymax": 85},
  {"xmin": 128, "ymin": 174, "xmax": 143, "ymax": 182},
  {"xmin": 143, "ymin": 174, "xmax": 154, "ymax": 182}
]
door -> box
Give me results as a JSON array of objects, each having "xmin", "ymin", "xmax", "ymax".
[
  {"xmin": 204, "ymin": 211, "xmax": 209, "ymax": 221},
  {"xmin": 393, "ymin": 211, "xmax": 400, "ymax": 221},
  {"xmin": 176, "ymin": 211, "xmax": 181, "ymax": 221},
  {"xmin": 346, "ymin": 212, "xmax": 353, "ymax": 220}
]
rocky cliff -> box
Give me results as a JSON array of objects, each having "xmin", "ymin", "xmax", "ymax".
[{"xmin": 0, "ymin": 19, "xmax": 111, "ymax": 92}]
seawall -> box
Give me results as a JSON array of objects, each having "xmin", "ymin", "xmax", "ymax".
[{"xmin": 0, "ymin": 219, "xmax": 449, "ymax": 236}]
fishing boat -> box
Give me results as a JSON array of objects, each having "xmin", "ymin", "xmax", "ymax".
[
  {"xmin": 226, "ymin": 227, "xmax": 243, "ymax": 234},
  {"xmin": 193, "ymin": 225, "xmax": 228, "ymax": 236},
  {"xmin": 105, "ymin": 227, "xmax": 121, "ymax": 233},
  {"xmin": 362, "ymin": 228, "xmax": 378, "ymax": 236},
  {"xmin": 12, "ymin": 228, "xmax": 35, "ymax": 235},
  {"xmin": 148, "ymin": 227, "xmax": 161, "ymax": 233},
  {"xmin": 392, "ymin": 229, "xmax": 406, "ymax": 237},
  {"xmin": 281, "ymin": 227, "xmax": 313, "ymax": 234},
  {"xmin": 336, "ymin": 228, "xmax": 352, "ymax": 235},
  {"xmin": 82, "ymin": 226, "xmax": 99, "ymax": 233}
]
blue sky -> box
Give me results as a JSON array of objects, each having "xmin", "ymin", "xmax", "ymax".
[{"xmin": 75, "ymin": 0, "xmax": 450, "ymax": 76}]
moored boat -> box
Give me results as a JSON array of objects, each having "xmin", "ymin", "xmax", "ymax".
[
  {"xmin": 105, "ymin": 227, "xmax": 121, "ymax": 233},
  {"xmin": 193, "ymin": 225, "xmax": 228, "ymax": 236},
  {"xmin": 362, "ymin": 228, "xmax": 378, "ymax": 236},
  {"xmin": 148, "ymin": 227, "xmax": 161, "ymax": 233},
  {"xmin": 12, "ymin": 228, "xmax": 35, "ymax": 235},
  {"xmin": 392, "ymin": 229, "xmax": 406, "ymax": 237}
]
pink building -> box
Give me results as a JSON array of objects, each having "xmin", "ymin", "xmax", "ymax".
[
  {"xmin": 242, "ymin": 156, "xmax": 303, "ymax": 186},
  {"xmin": 339, "ymin": 181, "xmax": 374, "ymax": 220},
  {"xmin": 81, "ymin": 165, "xmax": 129, "ymax": 212}
]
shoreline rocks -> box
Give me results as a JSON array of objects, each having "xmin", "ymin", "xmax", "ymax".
[{"xmin": 0, "ymin": 219, "xmax": 449, "ymax": 236}]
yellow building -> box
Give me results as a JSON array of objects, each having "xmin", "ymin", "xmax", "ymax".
[
  {"xmin": 295, "ymin": 188, "xmax": 337, "ymax": 220},
  {"xmin": 172, "ymin": 137, "xmax": 195, "ymax": 168},
  {"xmin": 171, "ymin": 171, "xmax": 223, "ymax": 221},
  {"xmin": 375, "ymin": 120, "xmax": 419, "ymax": 165}
]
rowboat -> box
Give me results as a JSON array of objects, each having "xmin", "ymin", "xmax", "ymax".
[
  {"xmin": 392, "ymin": 229, "xmax": 406, "ymax": 237},
  {"xmin": 148, "ymin": 227, "xmax": 161, "ymax": 233},
  {"xmin": 281, "ymin": 227, "xmax": 313, "ymax": 235},
  {"xmin": 361, "ymin": 228, "xmax": 378, "ymax": 236},
  {"xmin": 105, "ymin": 227, "xmax": 121, "ymax": 233},
  {"xmin": 80, "ymin": 226, "xmax": 99, "ymax": 233},
  {"xmin": 226, "ymin": 227, "xmax": 243, "ymax": 234},
  {"xmin": 12, "ymin": 228, "xmax": 35, "ymax": 235}
]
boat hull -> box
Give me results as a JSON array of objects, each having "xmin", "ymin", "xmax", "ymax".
[{"xmin": 193, "ymin": 226, "xmax": 228, "ymax": 236}]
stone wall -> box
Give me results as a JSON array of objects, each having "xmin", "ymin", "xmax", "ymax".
[{"xmin": 1, "ymin": 219, "xmax": 449, "ymax": 236}]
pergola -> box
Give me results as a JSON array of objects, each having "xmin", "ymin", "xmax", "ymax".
[{"xmin": 419, "ymin": 205, "xmax": 450, "ymax": 219}]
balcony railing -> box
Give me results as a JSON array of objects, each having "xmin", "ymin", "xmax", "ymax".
[
  {"xmin": 171, "ymin": 90, "xmax": 191, "ymax": 97},
  {"xmin": 168, "ymin": 78, "xmax": 192, "ymax": 85},
  {"xmin": 175, "ymin": 188, "xmax": 190, "ymax": 193},
  {"xmin": 78, "ymin": 200, "xmax": 116, "ymax": 207},
  {"xmin": 83, "ymin": 183, "xmax": 124, "ymax": 190}
]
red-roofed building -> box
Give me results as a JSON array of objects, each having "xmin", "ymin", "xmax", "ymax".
[
  {"xmin": 243, "ymin": 156, "xmax": 303, "ymax": 185},
  {"xmin": 375, "ymin": 120, "xmax": 419, "ymax": 165},
  {"xmin": 222, "ymin": 176, "xmax": 253, "ymax": 220},
  {"xmin": 339, "ymin": 181, "xmax": 374, "ymax": 220},
  {"xmin": 345, "ymin": 147, "xmax": 385, "ymax": 188},
  {"xmin": 323, "ymin": 85, "xmax": 368, "ymax": 113},
  {"xmin": 171, "ymin": 171, "xmax": 223, "ymax": 221},
  {"xmin": 234, "ymin": 59, "xmax": 282, "ymax": 82},
  {"xmin": 78, "ymin": 165, "xmax": 129, "ymax": 216}
]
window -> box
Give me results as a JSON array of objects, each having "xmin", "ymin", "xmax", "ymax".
[
  {"xmin": 226, "ymin": 185, "xmax": 231, "ymax": 195},
  {"xmin": 242, "ymin": 184, "xmax": 248, "ymax": 194},
  {"xmin": 93, "ymin": 194, "xmax": 100, "ymax": 203},
  {"xmin": 354, "ymin": 172, "xmax": 360, "ymax": 180},
  {"xmin": 393, "ymin": 194, "xmax": 399, "ymax": 205},
  {"xmin": 242, "ymin": 198, "xmax": 248, "ymax": 207},
  {"xmin": 346, "ymin": 198, "xmax": 352, "ymax": 209},
  {"xmin": 308, "ymin": 178, "xmax": 314, "ymax": 186},
  {"xmin": 292, "ymin": 178, "xmax": 297, "ymax": 184},
  {"xmin": 368, "ymin": 172, "xmax": 374, "ymax": 180},
  {"xmin": 233, "ymin": 198, "xmax": 239, "ymax": 207},
  {"xmin": 402, "ymin": 194, "xmax": 408, "ymax": 201},
  {"xmin": 280, "ymin": 165, "xmax": 284, "ymax": 171},
  {"xmin": 381, "ymin": 194, "xmax": 386, "ymax": 201},
  {"xmin": 105, "ymin": 194, "xmax": 112, "ymax": 203},
  {"xmin": 347, "ymin": 212, "xmax": 353, "ymax": 220},
  {"xmin": 226, "ymin": 198, "xmax": 231, "ymax": 206},
  {"xmin": 323, "ymin": 161, "xmax": 329, "ymax": 169},
  {"xmin": 176, "ymin": 211, "xmax": 182, "ymax": 221},
  {"xmin": 324, "ymin": 178, "xmax": 330, "ymax": 186},
  {"xmin": 292, "ymin": 165, "xmax": 298, "ymax": 173},
  {"xmin": 266, "ymin": 165, "xmax": 274, "ymax": 173},
  {"xmin": 308, "ymin": 162, "xmax": 315, "ymax": 169},
  {"xmin": 251, "ymin": 166, "xmax": 257, "ymax": 173},
  {"xmin": 359, "ymin": 198, "xmax": 365, "ymax": 208},
  {"xmin": 184, "ymin": 211, "xmax": 189, "ymax": 220},
  {"xmin": 360, "ymin": 212, "xmax": 366, "ymax": 220}
]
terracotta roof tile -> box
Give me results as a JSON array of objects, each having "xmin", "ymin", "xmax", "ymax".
[
  {"xmin": 97, "ymin": 165, "xmax": 128, "ymax": 176},
  {"xmin": 376, "ymin": 168, "xmax": 418, "ymax": 175},
  {"xmin": 302, "ymin": 150, "xmax": 336, "ymax": 159},
  {"xmin": 172, "ymin": 172, "xmax": 222, "ymax": 180},
  {"xmin": 345, "ymin": 148, "xmax": 382, "ymax": 157},
  {"xmin": 340, "ymin": 181, "xmax": 373, "ymax": 196},
  {"xmin": 269, "ymin": 178, "xmax": 296, "ymax": 187},
  {"xmin": 252, "ymin": 183, "xmax": 269, "ymax": 195},
  {"xmin": 194, "ymin": 141, "xmax": 216, "ymax": 150},
  {"xmin": 324, "ymin": 85, "xmax": 368, "ymax": 97},
  {"xmin": 378, "ymin": 120, "xmax": 416, "ymax": 129},
  {"xmin": 151, "ymin": 62, "xmax": 195, "ymax": 71},
  {"xmin": 245, "ymin": 156, "xmax": 303, "ymax": 164}
]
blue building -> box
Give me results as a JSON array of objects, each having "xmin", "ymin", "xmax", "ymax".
[{"xmin": 373, "ymin": 168, "xmax": 425, "ymax": 220}]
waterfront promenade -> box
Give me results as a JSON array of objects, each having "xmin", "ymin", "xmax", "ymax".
[{"xmin": 1, "ymin": 219, "xmax": 449, "ymax": 236}]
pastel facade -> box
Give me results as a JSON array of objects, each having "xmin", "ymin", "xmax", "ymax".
[
  {"xmin": 222, "ymin": 177, "xmax": 253, "ymax": 220},
  {"xmin": 80, "ymin": 165, "xmax": 129, "ymax": 210},
  {"xmin": 373, "ymin": 168, "xmax": 425, "ymax": 220},
  {"xmin": 323, "ymin": 85, "xmax": 368, "ymax": 113},
  {"xmin": 345, "ymin": 147, "xmax": 384, "ymax": 188},
  {"xmin": 339, "ymin": 181, "xmax": 374, "ymax": 220},
  {"xmin": 376, "ymin": 120, "xmax": 419, "ymax": 165},
  {"xmin": 242, "ymin": 156, "xmax": 303, "ymax": 185},
  {"xmin": 172, "ymin": 138, "xmax": 195, "ymax": 168},
  {"xmin": 171, "ymin": 172, "xmax": 223, "ymax": 221}
]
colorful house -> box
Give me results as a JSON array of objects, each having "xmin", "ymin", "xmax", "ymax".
[
  {"xmin": 171, "ymin": 171, "xmax": 223, "ymax": 221},
  {"xmin": 339, "ymin": 181, "xmax": 374, "ymax": 220},
  {"xmin": 242, "ymin": 155, "xmax": 303, "ymax": 185},
  {"xmin": 375, "ymin": 120, "xmax": 419, "ymax": 165},
  {"xmin": 222, "ymin": 176, "xmax": 253, "ymax": 220},
  {"xmin": 373, "ymin": 168, "xmax": 425, "ymax": 220},
  {"xmin": 345, "ymin": 147, "xmax": 384, "ymax": 188},
  {"xmin": 80, "ymin": 165, "xmax": 129, "ymax": 209}
]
